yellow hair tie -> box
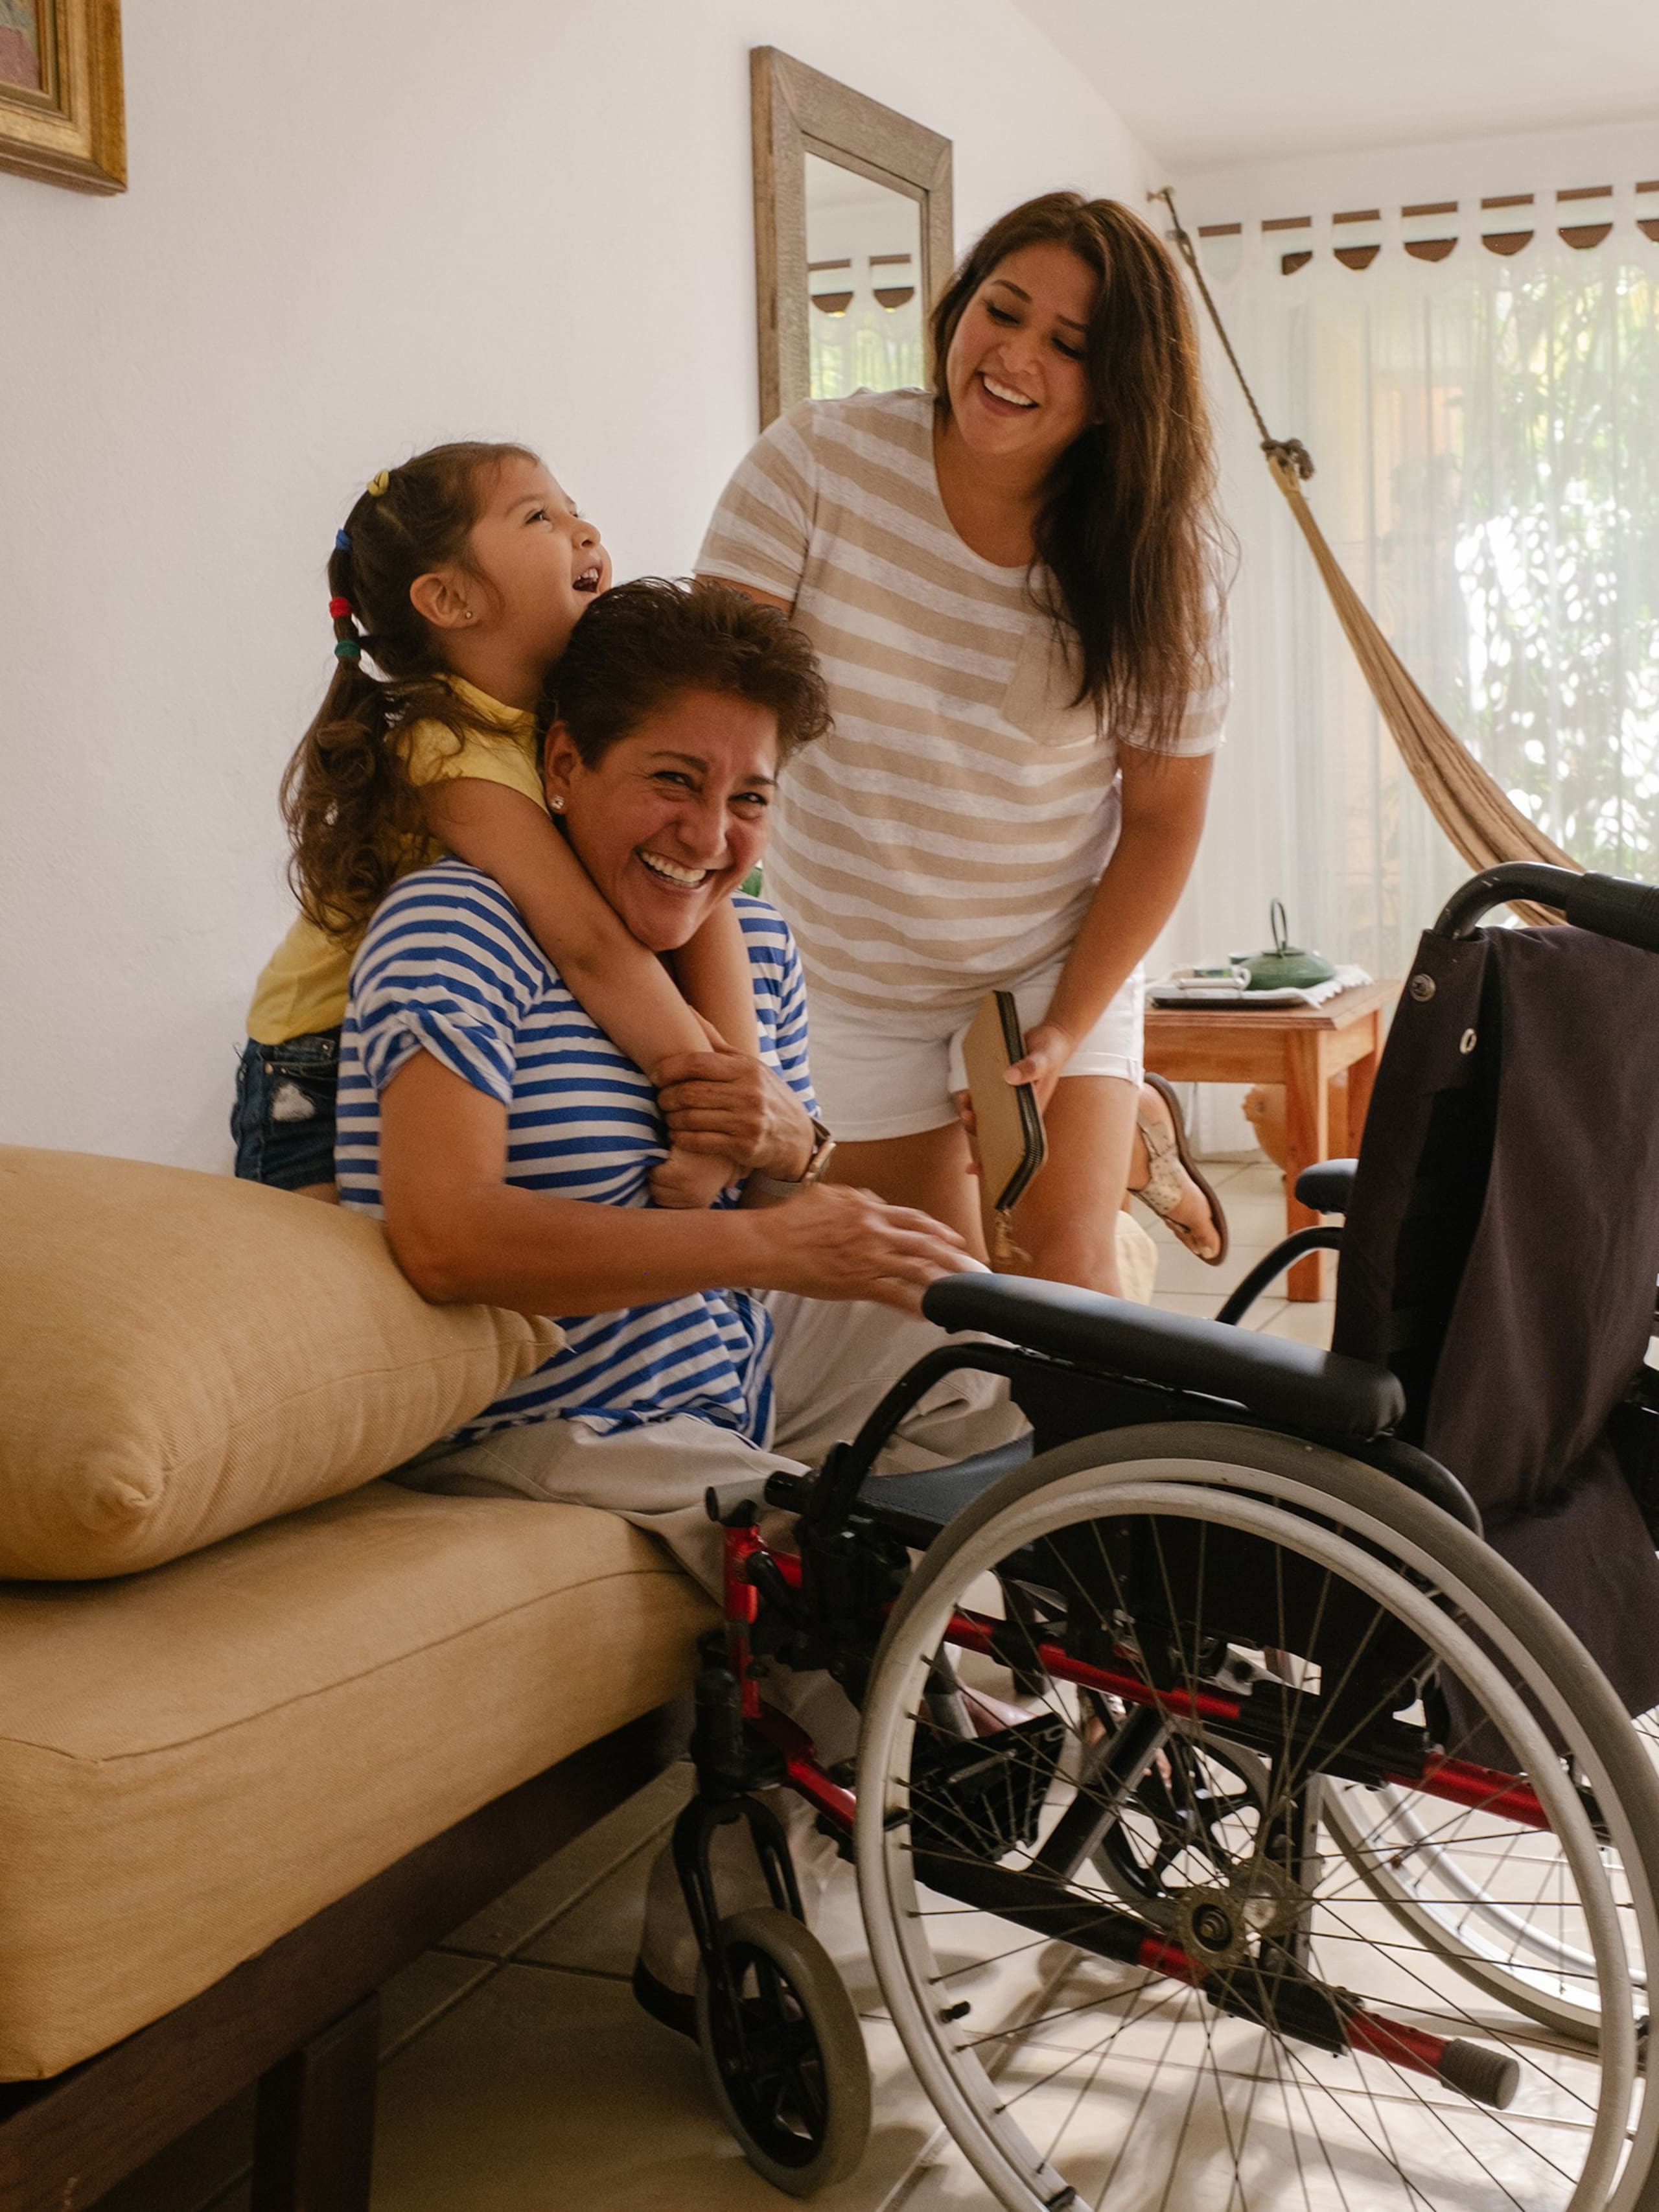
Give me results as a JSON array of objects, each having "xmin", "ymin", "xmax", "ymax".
[{"xmin": 366, "ymin": 469, "xmax": 391, "ymax": 497}]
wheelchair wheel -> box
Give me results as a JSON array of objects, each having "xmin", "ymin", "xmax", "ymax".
[
  {"xmin": 694, "ymin": 1906, "xmax": 871, "ymax": 2195},
  {"xmin": 855, "ymin": 1423, "xmax": 1659, "ymax": 2211}
]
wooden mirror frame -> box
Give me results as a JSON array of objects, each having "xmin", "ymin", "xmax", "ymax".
[{"xmin": 750, "ymin": 47, "xmax": 953, "ymax": 428}]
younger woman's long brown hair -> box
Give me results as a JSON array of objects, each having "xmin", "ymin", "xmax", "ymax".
[
  {"xmin": 931, "ymin": 192, "xmax": 1224, "ymax": 750},
  {"xmin": 281, "ymin": 440, "xmax": 537, "ymax": 938}
]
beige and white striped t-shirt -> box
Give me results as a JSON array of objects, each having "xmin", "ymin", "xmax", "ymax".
[{"xmin": 698, "ymin": 388, "xmax": 1227, "ymax": 1019}]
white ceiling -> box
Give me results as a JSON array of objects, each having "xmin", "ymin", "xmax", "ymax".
[{"xmin": 1008, "ymin": 0, "xmax": 1659, "ymax": 170}]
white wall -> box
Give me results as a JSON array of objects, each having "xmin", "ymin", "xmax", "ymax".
[{"xmin": 0, "ymin": 0, "xmax": 1149, "ymax": 1169}]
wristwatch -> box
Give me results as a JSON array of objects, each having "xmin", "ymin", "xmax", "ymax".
[{"xmin": 748, "ymin": 1117, "xmax": 836, "ymax": 1201}]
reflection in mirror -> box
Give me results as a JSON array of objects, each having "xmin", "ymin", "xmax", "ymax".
[
  {"xmin": 750, "ymin": 49, "xmax": 951, "ymax": 424},
  {"xmin": 804, "ymin": 154, "xmax": 925, "ymax": 401}
]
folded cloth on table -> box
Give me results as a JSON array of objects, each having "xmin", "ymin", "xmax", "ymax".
[{"xmin": 1148, "ymin": 964, "xmax": 1371, "ymax": 1010}]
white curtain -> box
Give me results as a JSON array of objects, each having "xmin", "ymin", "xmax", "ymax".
[{"xmin": 1163, "ymin": 204, "xmax": 1659, "ymax": 1146}]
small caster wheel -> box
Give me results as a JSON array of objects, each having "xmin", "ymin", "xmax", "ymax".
[{"xmin": 695, "ymin": 1905, "xmax": 872, "ymax": 2195}]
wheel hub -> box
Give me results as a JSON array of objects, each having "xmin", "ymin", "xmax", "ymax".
[
  {"xmin": 1173, "ymin": 1865, "xmax": 1310, "ymax": 1972},
  {"xmin": 1176, "ymin": 1886, "xmax": 1248, "ymax": 1969}
]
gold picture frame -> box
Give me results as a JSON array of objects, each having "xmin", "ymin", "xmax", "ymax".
[
  {"xmin": 0, "ymin": 0, "xmax": 124, "ymax": 194},
  {"xmin": 750, "ymin": 47, "xmax": 952, "ymax": 428}
]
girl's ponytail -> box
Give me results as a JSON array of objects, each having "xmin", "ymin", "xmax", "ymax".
[{"xmin": 279, "ymin": 442, "xmax": 538, "ymax": 940}]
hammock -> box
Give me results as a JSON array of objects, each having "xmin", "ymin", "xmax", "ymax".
[{"xmin": 1155, "ymin": 187, "xmax": 1579, "ymax": 924}]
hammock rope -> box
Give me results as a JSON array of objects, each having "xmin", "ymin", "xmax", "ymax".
[{"xmin": 1154, "ymin": 185, "xmax": 1579, "ymax": 921}]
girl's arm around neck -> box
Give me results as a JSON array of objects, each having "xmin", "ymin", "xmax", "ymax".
[
  {"xmin": 422, "ymin": 777, "xmax": 717, "ymax": 1075},
  {"xmin": 673, "ymin": 902, "xmax": 761, "ymax": 1057}
]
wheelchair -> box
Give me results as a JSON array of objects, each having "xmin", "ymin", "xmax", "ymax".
[{"xmin": 670, "ymin": 861, "xmax": 1659, "ymax": 2211}]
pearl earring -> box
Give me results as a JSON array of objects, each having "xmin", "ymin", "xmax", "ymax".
[{"xmin": 550, "ymin": 796, "xmax": 564, "ymax": 811}]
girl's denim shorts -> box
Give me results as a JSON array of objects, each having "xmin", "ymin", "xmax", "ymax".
[{"xmin": 231, "ymin": 1027, "xmax": 342, "ymax": 1191}]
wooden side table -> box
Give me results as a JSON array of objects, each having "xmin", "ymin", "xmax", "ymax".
[{"xmin": 1144, "ymin": 981, "xmax": 1398, "ymax": 1300}]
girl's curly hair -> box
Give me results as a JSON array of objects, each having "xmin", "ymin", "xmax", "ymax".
[{"xmin": 280, "ymin": 441, "xmax": 537, "ymax": 938}]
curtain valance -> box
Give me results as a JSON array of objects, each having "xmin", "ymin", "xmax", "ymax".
[{"xmin": 1196, "ymin": 183, "xmax": 1659, "ymax": 278}]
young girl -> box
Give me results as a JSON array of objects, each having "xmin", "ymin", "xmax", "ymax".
[{"xmin": 235, "ymin": 439, "xmax": 758, "ymax": 1207}]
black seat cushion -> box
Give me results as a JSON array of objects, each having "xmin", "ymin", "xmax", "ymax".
[
  {"xmin": 922, "ymin": 1275, "xmax": 1404, "ymax": 1443},
  {"xmin": 858, "ymin": 1437, "xmax": 1034, "ymax": 1546}
]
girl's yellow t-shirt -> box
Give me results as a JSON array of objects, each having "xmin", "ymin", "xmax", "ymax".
[{"xmin": 246, "ymin": 679, "xmax": 542, "ymax": 1045}]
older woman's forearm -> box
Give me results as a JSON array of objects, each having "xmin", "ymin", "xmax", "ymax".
[
  {"xmin": 383, "ymin": 1128, "xmax": 978, "ymax": 1327},
  {"xmin": 388, "ymin": 1176, "xmax": 771, "ymax": 1313},
  {"xmin": 377, "ymin": 1036, "xmax": 976, "ymax": 1318},
  {"xmin": 388, "ymin": 1176, "xmax": 975, "ymax": 1319}
]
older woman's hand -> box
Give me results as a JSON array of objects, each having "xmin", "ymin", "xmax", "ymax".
[
  {"xmin": 745, "ymin": 1185, "xmax": 984, "ymax": 1314},
  {"xmin": 655, "ymin": 1046, "xmax": 817, "ymax": 1182}
]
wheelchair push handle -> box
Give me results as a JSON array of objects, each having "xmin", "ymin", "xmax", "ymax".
[
  {"xmin": 1435, "ymin": 860, "xmax": 1659, "ymax": 953},
  {"xmin": 1564, "ymin": 870, "xmax": 1659, "ymax": 953}
]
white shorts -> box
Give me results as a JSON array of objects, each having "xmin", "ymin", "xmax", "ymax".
[{"xmin": 808, "ymin": 961, "xmax": 1145, "ymax": 1143}]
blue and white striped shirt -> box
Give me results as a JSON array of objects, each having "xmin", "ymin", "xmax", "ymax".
[{"xmin": 336, "ymin": 859, "xmax": 815, "ymax": 1447}]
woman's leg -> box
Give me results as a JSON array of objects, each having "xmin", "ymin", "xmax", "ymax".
[
  {"xmin": 1126, "ymin": 1079, "xmax": 1224, "ymax": 1261},
  {"xmin": 1008, "ymin": 1073, "xmax": 1140, "ymax": 1296},
  {"xmin": 824, "ymin": 1121, "xmax": 986, "ymax": 1257}
]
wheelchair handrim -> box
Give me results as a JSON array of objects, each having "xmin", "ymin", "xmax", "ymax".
[{"xmin": 855, "ymin": 1449, "xmax": 1649, "ymax": 2212}]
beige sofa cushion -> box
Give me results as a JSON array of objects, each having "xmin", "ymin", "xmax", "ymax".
[
  {"xmin": 0, "ymin": 1481, "xmax": 713, "ymax": 2078},
  {"xmin": 0, "ymin": 1146, "xmax": 563, "ymax": 1578}
]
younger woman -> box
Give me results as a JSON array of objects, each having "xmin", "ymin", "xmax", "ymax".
[
  {"xmin": 699, "ymin": 192, "xmax": 1231, "ymax": 1291},
  {"xmin": 236, "ymin": 440, "xmax": 757, "ymax": 1205}
]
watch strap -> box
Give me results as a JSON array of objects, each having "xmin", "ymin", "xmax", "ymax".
[{"xmin": 748, "ymin": 1118, "xmax": 835, "ymax": 1200}]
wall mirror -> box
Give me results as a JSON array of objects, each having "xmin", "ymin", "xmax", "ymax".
[{"xmin": 750, "ymin": 47, "xmax": 953, "ymax": 428}]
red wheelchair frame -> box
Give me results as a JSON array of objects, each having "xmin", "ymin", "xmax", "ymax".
[{"xmin": 683, "ymin": 1487, "xmax": 1555, "ymax": 2107}]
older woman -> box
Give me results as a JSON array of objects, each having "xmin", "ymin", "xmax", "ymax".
[
  {"xmin": 699, "ymin": 192, "xmax": 1231, "ymax": 1293},
  {"xmin": 339, "ymin": 580, "xmax": 1029, "ymax": 2034},
  {"xmin": 335, "ymin": 579, "xmax": 1021, "ymax": 1586}
]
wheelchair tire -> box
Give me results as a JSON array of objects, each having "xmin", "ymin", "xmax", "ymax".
[
  {"xmin": 694, "ymin": 1906, "xmax": 871, "ymax": 2195},
  {"xmin": 855, "ymin": 1423, "xmax": 1659, "ymax": 2212}
]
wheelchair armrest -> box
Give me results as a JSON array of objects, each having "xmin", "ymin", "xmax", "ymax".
[
  {"xmin": 921, "ymin": 1274, "xmax": 1404, "ymax": 1443},
  {"xmin": 1294, "ymin": 1159, "xmax": 1358, "ymax": 1214}
]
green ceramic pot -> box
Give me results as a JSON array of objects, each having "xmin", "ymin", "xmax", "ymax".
[{"xmin": 1235, "ymin": 900, "xmax": 1336, "ymax": 991}]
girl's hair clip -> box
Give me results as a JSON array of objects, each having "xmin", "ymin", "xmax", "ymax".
[
  {"xmin": 334, "ymin": 528, "xmax": 352, "ymax": 552},
  {"xmin": 366, "ymin": 469, "xmax": 391, "ymax": 497},
  {"xmin": 334, "ymin": 637, "xmax": 363, "ymax": 662}
]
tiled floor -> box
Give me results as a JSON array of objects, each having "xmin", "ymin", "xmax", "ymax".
[
  {"xmin": 97, "ymin": 1158, "xmax": 1341, "ymax": 2212},
  {"xmin": 1142, "ymin": 1152, "xmax": 1335, "ymax": 1348}
]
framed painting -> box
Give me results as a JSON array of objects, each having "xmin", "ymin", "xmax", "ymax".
[{"xmin": 0, "ymin": 0, "xmax": 124, "ymax": 192}]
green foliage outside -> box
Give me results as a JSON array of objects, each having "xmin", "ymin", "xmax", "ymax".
[{"xmin": 1382, "ymin": 259, "xmax": 1659, "ymax": 874}]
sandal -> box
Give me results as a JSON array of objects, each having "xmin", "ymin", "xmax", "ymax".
[{"xmin": 1130, "ymin": 1074, "xmax": 1229, "ymax": 1268}]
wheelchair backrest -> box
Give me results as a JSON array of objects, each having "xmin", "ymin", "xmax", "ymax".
[
  {"xmin": 1332, "ymin": 913, "xmax": 1659, "ymax": 1512},
  {"xmin": 1329, "ymin": 930, "xmax": 1498, "ymax": 1443}
]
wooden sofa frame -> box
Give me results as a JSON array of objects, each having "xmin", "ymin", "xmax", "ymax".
[{"xmin": 0, "ymin": 1708, "xmax": 676, "ymax": 2212}]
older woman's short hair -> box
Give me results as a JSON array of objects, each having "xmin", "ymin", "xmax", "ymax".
[{"xmin": 543, "ymin": 578, "xmax": 831, "ymax": 767}]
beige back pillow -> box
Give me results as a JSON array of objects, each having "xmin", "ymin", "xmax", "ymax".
[{"xmin": 0, "ymin": 1147, "xmax": 563, "ymax": 1579}]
